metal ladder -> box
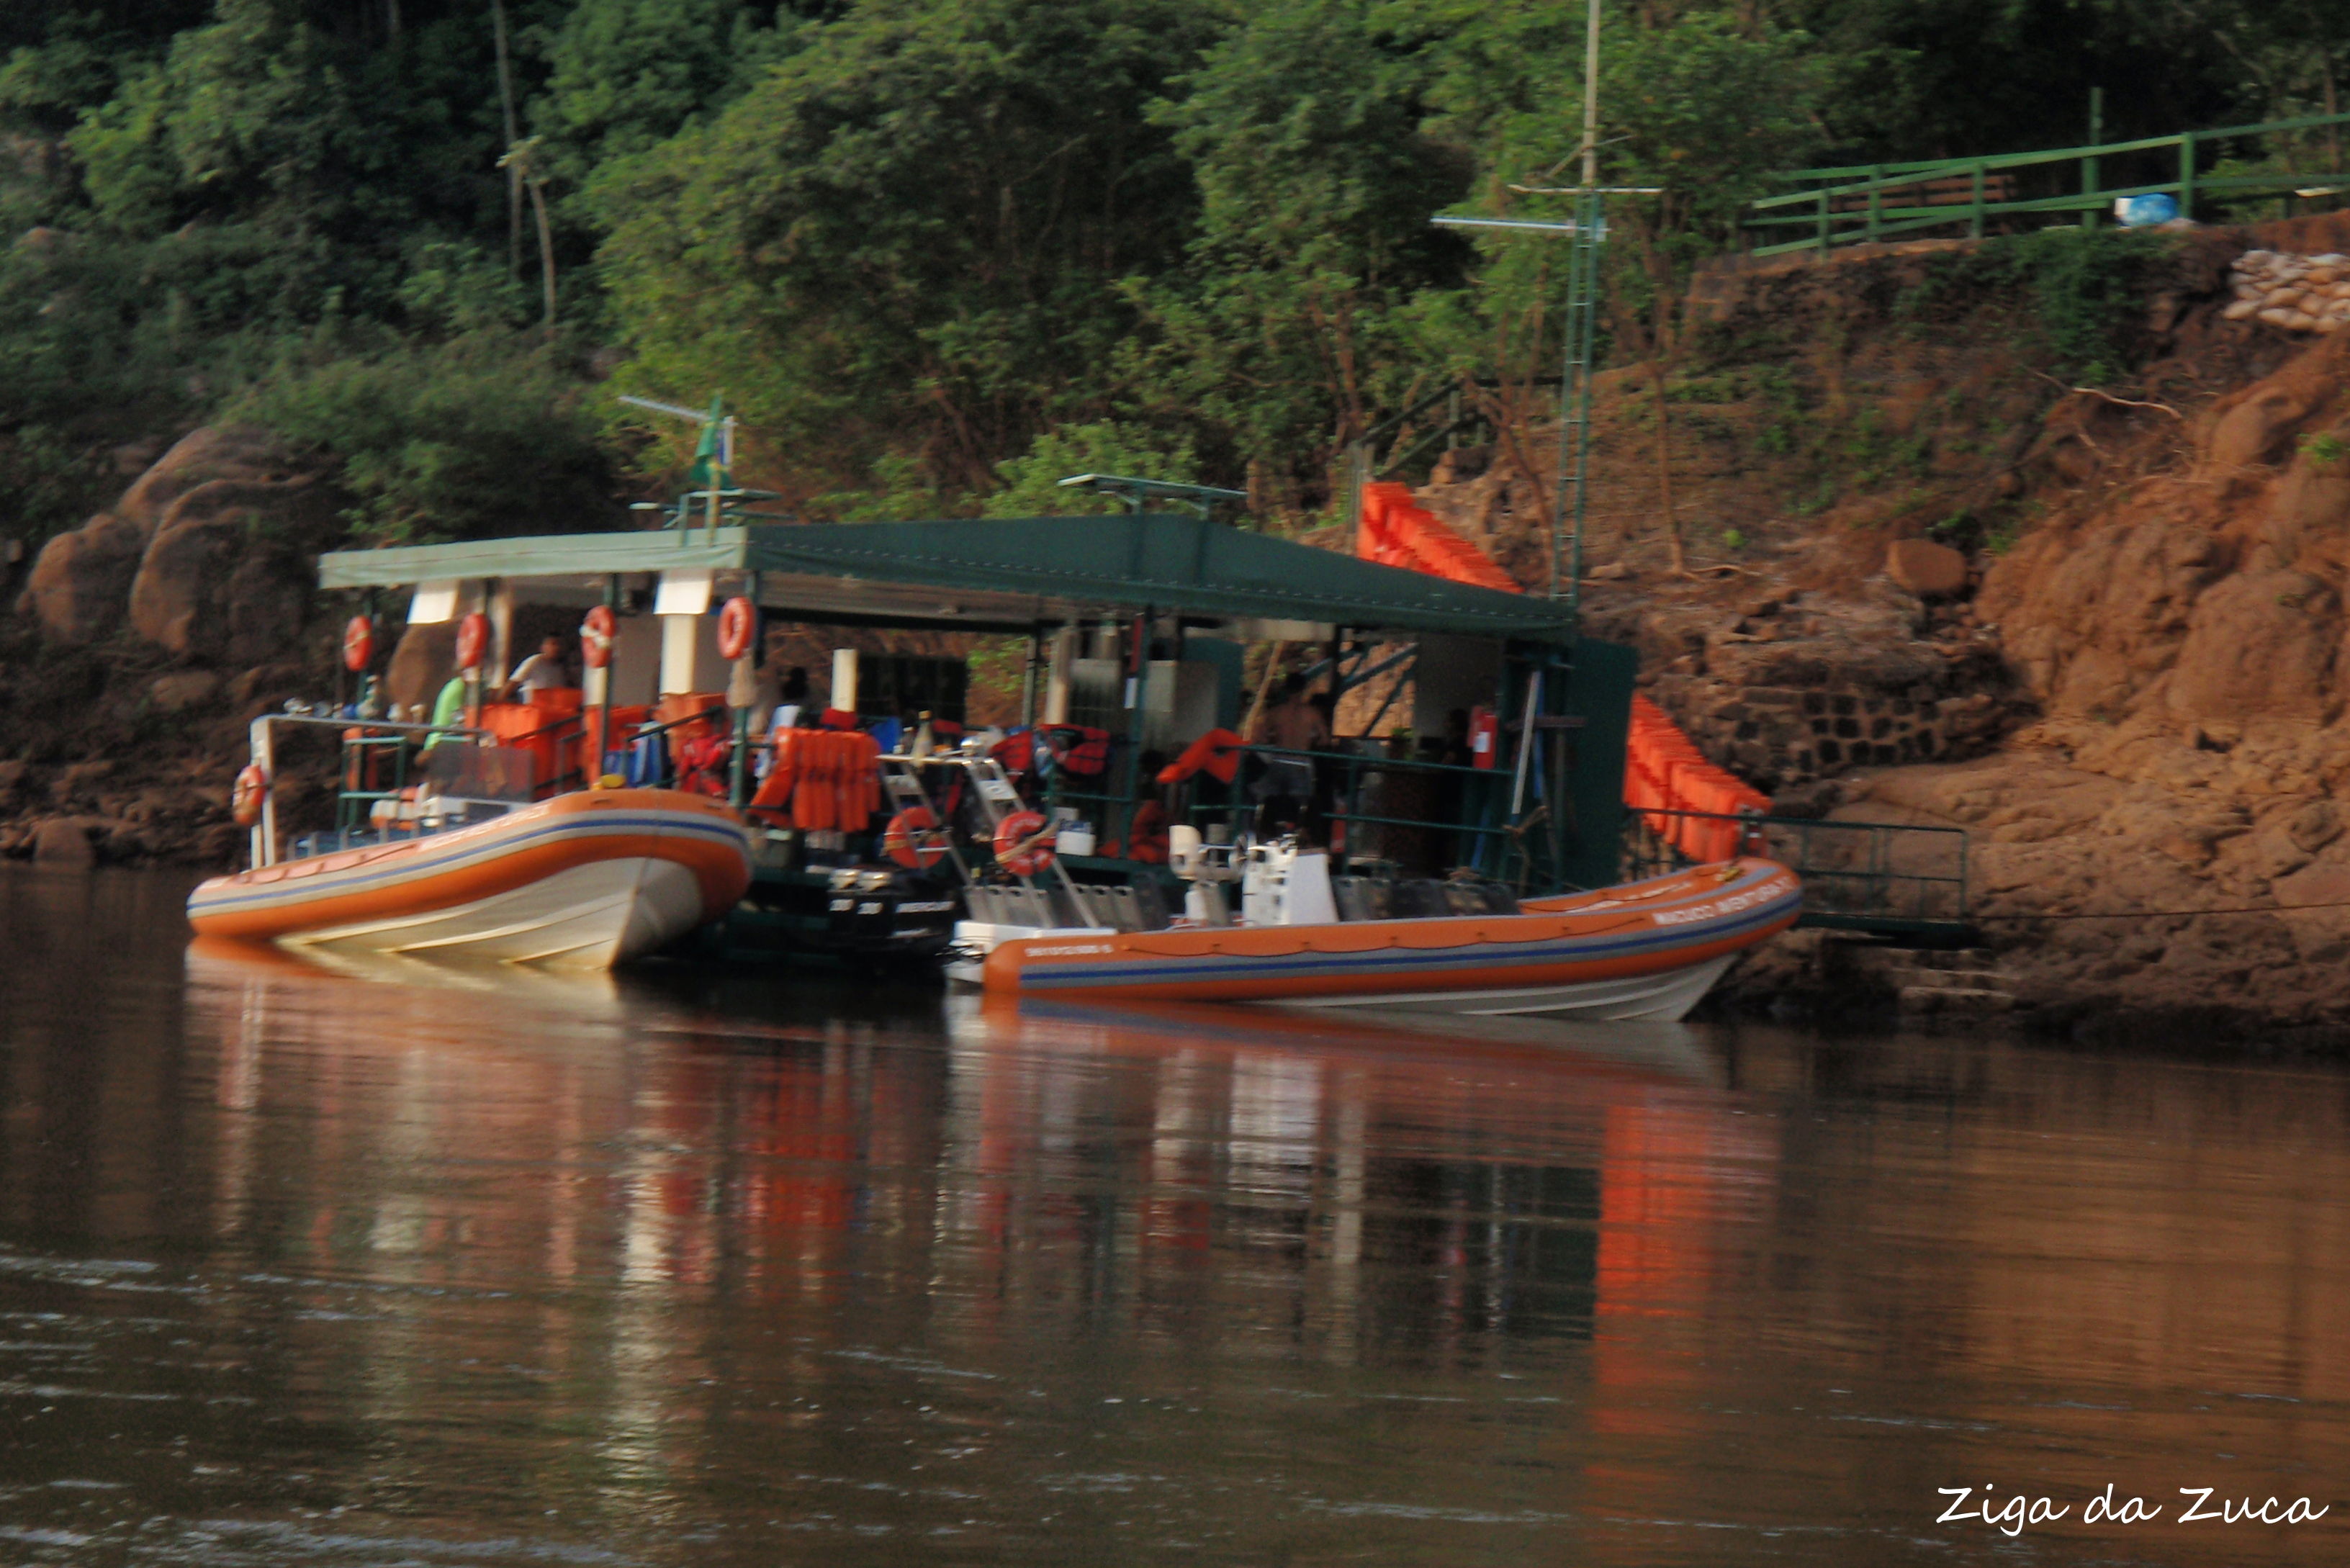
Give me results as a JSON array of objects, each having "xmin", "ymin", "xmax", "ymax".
[
  {"xmin": 877, "ymin": 754, "xmax": 976, "ymax": 883},
  {"xmin": 1552, "ymin": 188, "xmax": 1604, "ymax": 612},
  {"xmin": 881, "ymin": 753, "xmax": 1102, "ymax": 927}
]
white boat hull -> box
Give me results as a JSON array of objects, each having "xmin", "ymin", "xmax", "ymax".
[
  {"xmin": 284, "ymin": 857, "xmax": 708, "ymax": 970},
  {"xmin": 1271, "ymin": 952, "xmax": 1738, "ymax": 1022},
  {"xmin": 188, "ymin": 788, "xmax": 754, "ymax": 972}
]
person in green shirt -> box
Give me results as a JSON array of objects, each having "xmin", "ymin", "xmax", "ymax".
[{"xmin": 420, "ymin": 673, "xmax": 469, "ymax": 757}]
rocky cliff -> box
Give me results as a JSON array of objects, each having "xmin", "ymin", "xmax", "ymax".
[
  {"xmin": 0, "ymin": 427, "xmax": 339, "ymax": 867},
  {"xmin": 1417, "ymin": 213, "xmax": 2350, "ymax": 1032}
]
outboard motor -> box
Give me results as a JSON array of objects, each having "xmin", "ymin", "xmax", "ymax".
[{"xmin": 1239, "ymin": 836, "xmax": 1338, "ymax": 927}]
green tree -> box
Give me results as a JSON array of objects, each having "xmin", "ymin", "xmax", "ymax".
[
  {"xmin": 1132, "ymin": 0, "xmax": 1469, "ymax": 505},
  {"xmin": 983, "ymin": 420, "xmax": 1200, "ymax": 518},
  {"xmin": 534, "ymin": 0, "xmax": 811, "ymax": 200},
  {"xmin": 598, "ymin": 0, "xmax": 1223, "ymax": 500},
  {"xmin": 1780, "ymin": 0, "xmax": 2257, "ymax": 161},
  {"xmin": 229, "ymin": 331, "xmax": 618, "ymax": 543}
]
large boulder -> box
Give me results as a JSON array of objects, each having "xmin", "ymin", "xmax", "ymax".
[
  {"xmin": 116, "ymin": 426, "xmax": 307, "ymax": 531},
  {"xmin": 2163, "ymin": 568, "xmax": 2341, "ymax": 723},
  {"xmin": 127, "ymin": 477, "xmax": 337, "ymax": 662},
  {"xmin": 2205, "ymin": 386, "xmax": 2310, "ymax": 470},
  {"xmin": 29, "ymin": 818, "xmax": 94, "ymax": 869},
  {"xmin": 20, "ymin": 425, "xmax": 339, "ymax": 659},
  {"xmin": 16, "ymin": 513, "xmax": 149, "ymax": 642},
  {"xmin": 1884, "ymin": 537, "xmax": 1968, "ymax": 598}
]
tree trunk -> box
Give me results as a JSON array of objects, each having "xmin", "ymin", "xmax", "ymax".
[
  {"xmin": 490, "ymin": 0, "xmax": 522, "ymax": 281},
  {"xmin": 2327, "ymin": 58, "xmax": 2341, "ymax": 172},
  {"xmin": 528, "ymin": 178, "xmax": 557, "ymax": 331},
  {"xmin": 1648, "ymin": 359, "xmax": 1685, "ymax": 575}
]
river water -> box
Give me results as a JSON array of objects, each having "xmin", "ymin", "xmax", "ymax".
[{"xmin": 0, "ymin": 867, "xmax": 2344, "ymax": 1565}]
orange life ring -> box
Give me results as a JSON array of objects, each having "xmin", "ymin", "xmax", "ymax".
[
  {"xmin": 342, "ymin": 614, "xmax": 375, "ymax": 673},
  {"xmin": 230, "ymin": 764, "xmax": 269, "ymax": 827},
  {"xmin": 580, "ymin": 605, "xmax": 616, "ymax": 669},
  {"xmin": 993, "ymin": 809, "xmax": 1056, "ymax": 877},
  {"xmin": 883, "ymin": 806, "xmax": 950, "ymax": 870},
  {"xmin": 716, "ymin": 595, "xmax": 757, "ymax": 661},
  {"xmin": 454, "ymin": 611, "xmax": 491, "ymax": 672}
]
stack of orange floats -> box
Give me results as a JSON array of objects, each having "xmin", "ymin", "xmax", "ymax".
[
  {"xmin": 1351, "ymin": 480, "xmax": 1773, "ymax": 864},
  {"xmin": 1355, "ymin": 482, "xmax": 1520, "ymax": 593},
  {"xmin": 1625, "ymin": 695, "xmax": 1772, "ymax": 862},
  {"xmin": 746, "ymin": 729, "xmax": 882, "ymax": 832}
]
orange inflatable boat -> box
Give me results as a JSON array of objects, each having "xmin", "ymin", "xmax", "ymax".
[
  {"xmin": 187, "ymin": 788, "xmax": 752, "ymax": 969},
  {"xmin": 975, "ymin": 857, "xmax": 1799, "ymax": 1020}
]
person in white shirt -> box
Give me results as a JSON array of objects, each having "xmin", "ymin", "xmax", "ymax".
[{"xmin": 502, "ymin": 636, "xmax": 572, "ymax": 701}]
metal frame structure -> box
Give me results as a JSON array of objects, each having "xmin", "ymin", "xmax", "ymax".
[{"xmin": 314, "ymin": 512, "xmax": 1639, "ymax": 898}]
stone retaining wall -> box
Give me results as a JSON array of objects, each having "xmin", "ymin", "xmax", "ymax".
[
  {"xmin": 1588, "ymin": 582, "xmax": 2019, "ymax": 801},
  {"xmin": 2225, "ymin": 250, "xmax": 2350, "ymax": 333}
]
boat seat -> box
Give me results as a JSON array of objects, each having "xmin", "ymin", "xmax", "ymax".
[
  {"xmin": 1444, "ymin": 879, "xmax": 1519, "ymax": 916},
  {"xmin": 1383, "ymin": 878, "xmax": 1518, "ymax": 919},
  {"xmin": 1331, "ymin": 876, "xmax": 1392, "ymax": 922},
  {"xmin": 1389, "ymin": 879, "xmax": 1454, "ymax": 919}
]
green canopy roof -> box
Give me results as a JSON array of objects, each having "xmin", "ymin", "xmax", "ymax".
[{"xmin": 317, "ymin": 515, "xmax": 1572, "ymax": 641}]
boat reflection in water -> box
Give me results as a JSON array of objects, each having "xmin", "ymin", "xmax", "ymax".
[
  {"xmin": 157, "ymin": 936, "xmax": 1790, "ymax": 1564},
  {"xmin": 0, "ymin": 875, "xmax": 2344, "ymax": 1567}
]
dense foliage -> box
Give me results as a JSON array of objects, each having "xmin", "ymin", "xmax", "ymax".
[{"xmin": 0, "ymin": 0, "xmax": 2341, "ymax": 541}]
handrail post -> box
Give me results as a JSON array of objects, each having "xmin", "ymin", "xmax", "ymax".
[
  {"xmin": 2178, "ymin": 132, "xmax": 2196, "ymax": 221},
  {"xmin": 1865, "ymin": 164, "xmax": 1882, "ymax": 244},
  {"xmin": 1958, "ymin": 831, "xmax": 1969, "ymax": 925},
  {"xmin": 1969, "ymin": 163, "xmax": 1986, "ymax": 238},
  {"xmin": 251, "ymin": 715, "xmax": 276, "ymax": 868},
  {"xmin": 1815, "ymin": 187, "xmax": 1828, "ymax": 255},
  {"xmin": 2081, "ymin": 85, "xmax": 2103, "ymax": 230}
]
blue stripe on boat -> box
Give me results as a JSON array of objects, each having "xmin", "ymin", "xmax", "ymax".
[{"xmin": 1017, "ymin": 887, "xmax": 1801, "ymax": 991}]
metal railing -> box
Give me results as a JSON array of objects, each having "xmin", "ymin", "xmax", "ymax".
[
  {"xmin": 1750, "ymin": 109, "xmax": 2350, "ymax": 258},
  {"xmin": 1624, "ymin": 805, "xmax": 1969, "ymax": 935},
  {"xmin": 1138, "ymin": 742, "xmax": 1521, "ymax": 880}
]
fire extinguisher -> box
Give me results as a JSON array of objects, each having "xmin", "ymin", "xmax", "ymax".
[{"xmin": 1468, "ymin": 704, "xmax": 1500, "ymax": 770}]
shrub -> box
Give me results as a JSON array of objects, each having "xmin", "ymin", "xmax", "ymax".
[{"xmin": 228, "ymin": 335, "xmax": 617, "ymax": 544}]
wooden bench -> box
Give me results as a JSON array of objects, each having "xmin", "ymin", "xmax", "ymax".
[{"xmin": 1830, "ymin": 173, "xmax": 2017, "ymax": 213}]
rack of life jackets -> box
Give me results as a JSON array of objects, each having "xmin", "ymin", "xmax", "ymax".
[
  {"xmin": 1624, "ymin": 695, "xmax": 1773, "ymax": 863},
  {"xmin": 734, "ymin": 720, "xmax": 1120, "ymax": 839}
]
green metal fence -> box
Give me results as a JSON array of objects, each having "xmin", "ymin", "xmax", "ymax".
[{"xmin": 1750, "ymin": 109, "xmax": 2350, "ymax": 258}]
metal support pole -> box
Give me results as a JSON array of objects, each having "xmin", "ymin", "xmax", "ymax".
[
  {"xmin": 1118, "ymin": 610, "xmax": 1153, "ymax": 840},
  {"xmin": 1509, "ymin": 669, "xmax": 1541, "ymax": 819},
  {"xmin": 1580, "ymin": 0, "xmax": 1601, "ymax": 189},
  {"xmin": 2178, "ymin": 132, "xmax": 2196, "ymax": 220},
  {"xmin": 596, "ymin": 573, "xmax": 618, "ymax": 786},
  {"xmin": 1340, "ymin": 440, "xmax": 1371, "ymax": 536},
  {"xmin": 1865, "ymin": 164, "xmax": 1881, "ymax": 243},
  {"xmin": 1969, "ymin": 163, "xmax": 1985, "ymax": 238},
  {"xmin": 1019, "ymin": 624, "xmax": 1042, "ymax": 729},
  {"xmin": 2082, "ymin": 86, "xmax": 2103, "ymax": 230},
  {"xmin": 729, "ymin": 570, "xmax": 757, "ymax": 809},
  {"xmin": 251, "ymin": 716, "xmax": 276, "ymax": 868}
]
